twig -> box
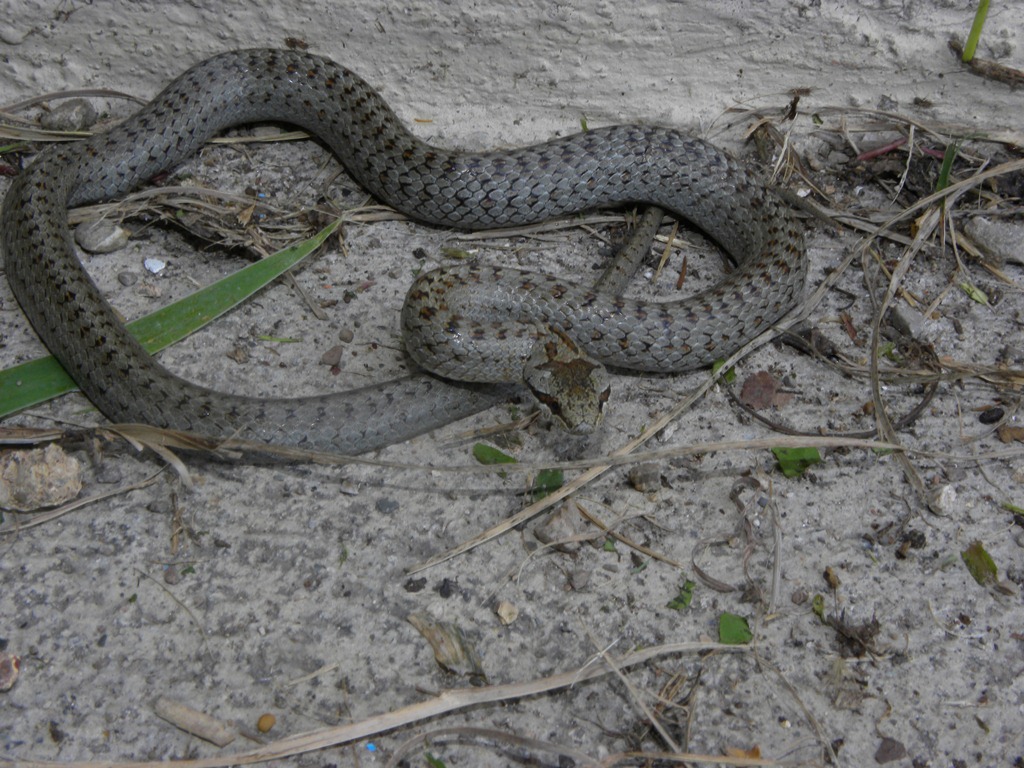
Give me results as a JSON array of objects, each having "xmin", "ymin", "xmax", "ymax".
[
  {"xmin": 948, "ymin": 38, "xmax": 1024, "ymax": 89},
  {"xmin": 6, "ymin": 642, "xmax": 749, "ymax": 768}
]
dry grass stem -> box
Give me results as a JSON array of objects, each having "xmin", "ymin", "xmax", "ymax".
[{"xmin": 7, "ymin": 642, "xmax": 749, "ymax": 768}]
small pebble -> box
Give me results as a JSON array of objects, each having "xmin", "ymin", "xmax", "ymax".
[
  {"xmin": 256, "ymin": 713, "xmax": 276, "ymax": 733},
  {"xmin": 627, "ymin": 462, "xmax": 661, "ymax": 493},
  {"xmin": 146, "ymin": 498, "xmax": 173, "ymax": 515},
  {"xmin": 0, "ymin": 444, "xmax": 82, "ymax": 511},
  {"xmin": 93, "ymin": 463, "xmax": 122, "ymax": 485},
  {"xmin": 144, "ymin": 258, "xmax": 166, "ymax": 274},
  {"xmin": 495, "ymin": 600, "xmax": 519, "ymax": 625},
  {"xmin": 567, "ymin": 567, "xmax": 591, "ymax": 590},
  {"xmin": 874, "ymin": 736, "xmax": 906, "ymax": 764},
  {"xmin": 117, "ymin": 271, "xmax": 138, "ymax": 287},
  {"xmin": 75, "ymin": 220, "xmax": 130, "ymax": 253},
  {"xmin": 927, "ymin": 484, "xmax": 957, "ymax": 516},
  {"xmin": 338, "ymin": 328, "xmax": 354, "ymax": 343},
  {"xmin": 375, "ymin": 498, "xmax": 400, "ymax": 514},
  {"xmin": 319, "ymin": 345, "xmax": 344, "ymax": 367},
  {"xmin": 534, "ymin": 500, "xmax": 585, "ymax": 554},
  {"xmin": 0, "ymin": 26, "xmax": 28, "ymax": 45},
  {"xmin": 965, "ymin": 217, "xmax": 1024, "ymax": 266},
  {"xmin": 889, "ymin": 304, "xmax": 927, "ymax": 341},
  {"xmin": 978, "ymin": 407, "xmax": 1004, "ymax": 425},
  {"xmin": 0, "ymin": 652, "xmax": 21, "ymax": 692}
]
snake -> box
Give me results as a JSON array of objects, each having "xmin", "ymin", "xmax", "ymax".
[{"xmin": 1, "ymin": 48, "xmax": 805, "ymax": 455}]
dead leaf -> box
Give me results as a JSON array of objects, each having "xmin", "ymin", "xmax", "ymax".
[
  {"xmin": 738, "ymin": 371, "xmax": 792, "ymax": 410},
  {"xmin": 407, "ymin": 613, "xmax": 486, "ymax": 682},
  {"xmin": 996, "ymin": 425, "xmax": 1024, "ymax": 444}
]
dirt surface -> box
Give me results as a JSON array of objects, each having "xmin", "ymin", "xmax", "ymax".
[{"xmin": 2, "ymin": 2, "xmax": 1023, "ymax": 767}]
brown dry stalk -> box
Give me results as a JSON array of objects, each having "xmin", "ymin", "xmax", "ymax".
[{"xmin": 9, "ymin": 642, "xmax": 749, "ymax": 768}]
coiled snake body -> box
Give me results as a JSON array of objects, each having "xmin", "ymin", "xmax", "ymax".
[{"xmin": 1, "ymin": 49, "xmax": 805, "ymax": 454}]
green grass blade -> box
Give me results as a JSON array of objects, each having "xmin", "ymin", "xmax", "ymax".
[
  {"xmin": 936, "ymin": 142, "xmax": 961, "ymax": 191},
  {"xmin": 962, "ymin": 0, "xmax": 990, "ymax": 62},
  {"xmin": 936, "ymin": 141, "xmax": 961, "ymax": 214},
  {"xmin": 0, "ymin": 218, "xmax": 340, "ymax": 419}
]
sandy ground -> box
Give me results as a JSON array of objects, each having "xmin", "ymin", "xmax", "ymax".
[{"xmin": 1, "ymin": 2, "xmax": 1023, "ymax": 766}]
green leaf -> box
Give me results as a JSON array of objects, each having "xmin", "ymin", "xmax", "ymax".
[
  {"xmin": 811, "ymin": 593, "xmax": 826, "ymax": 621},
  {"xmin": 666, "ymin": 579, "xmax": 696, "ymax": 611},
  {"xmin": 471, "ymin": 443, "xmax": 517, "ymax": 465},
  {"xmin": 879, "ymin": 341, "xmax": 899, "ymax": 362},
  {"xmin": 718, "ymin": 612, "xmax": 752, "ymax": 645},
  {"xmin": 771, "ymin": 446, "xmax": 821, "ymax": 477},
  {"xmin": 0, "ymin": 357, "xmax": 82, "ymax": 420},
  {"xmin": 602, "ymin": 537, "xmax": 617, "ymax": 552},
  {"xmin": 424, "ymin": 753, "xmax": 447, "ymax": 768},
  {"xmin": 1001, "ymin": 501, "xmax": 1024, "ymax": 517},
  {"xmin": 471, "ymin": 443, "xmax": 516, "ymax": 480},
  {"xmin": 531, "ymin": 468, "xmax": 564, "ymax": 501},
  {"xmin": 961, "ymin": 540, "xmax": 998, "ymax": 586},
  {"xmin": 712, "ymin": 359, "xmax": 736, "ymax": 383},
  {"xmin": 0, "ymin": 219, "xmax": 341, "ymax": 419},
  {"xmin": 959, "ymin": 281, "xmax": 989, "ymax": 305},
  {"xmin": 439, "ymin": 246, "xmax": 473, "ymax": 260}
]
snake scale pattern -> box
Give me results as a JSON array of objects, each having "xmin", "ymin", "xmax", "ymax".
[{"xmin": 1, "ymin": 49, "xmax": 805, "ymax": 455}]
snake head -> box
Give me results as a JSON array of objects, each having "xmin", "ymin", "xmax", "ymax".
[{"xmin": 524, "ymin": 327, "xmax": 610, "ymax": 434}]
